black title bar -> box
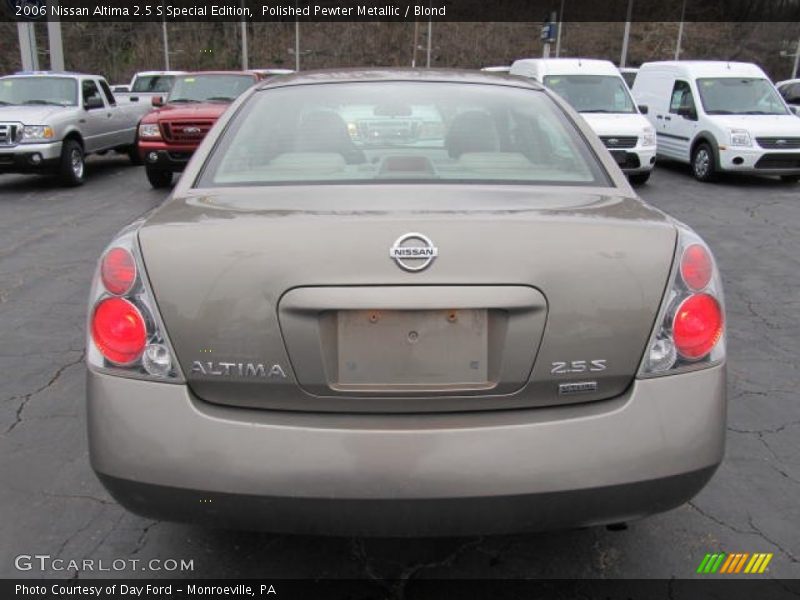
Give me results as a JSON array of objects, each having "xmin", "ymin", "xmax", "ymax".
[{"xmin": 4, "ymin": 0, "xmax": 800, "ymax": 22}]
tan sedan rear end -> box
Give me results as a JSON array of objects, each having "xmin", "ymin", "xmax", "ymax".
[{"xmin": 86, "ymin": 70, "xmax": 726, "ymax": 535}]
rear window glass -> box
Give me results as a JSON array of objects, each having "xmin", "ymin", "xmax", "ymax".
[
  {"xmin": 197, "ymin": 82, "xmax": 609, "ymax": 187},
  {"xmin": 131, "ymin": 75, "xmax": 176, "ymax": 93}
]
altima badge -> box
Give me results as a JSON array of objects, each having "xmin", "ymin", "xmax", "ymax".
[
  {"xmin": 191, "ymin": 361, "xmax": 287, "ymax": 379},
  {"xmin": 389, "ymin": 233, "xmax": 438, "ymax": 272}
]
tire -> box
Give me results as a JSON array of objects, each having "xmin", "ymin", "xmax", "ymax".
[
  {"xmin": 59, "ymin": 139, "xmax": 86, "ymax": 186},
  {"xmin": 781, "ymin": 175, "xmax": 799, "ymax": 183},
  {"xmin": 691, "ymin": 143, "xmax": 718, "ymax": 182},
  {"xmin": 146, "ymin": 166, "xmax": 173, "ymax": 188},
  {"xmin": 628, "ymin": 172, "xmax": 651, "ymax": 186},
  {"xmin": 128, "ymin": 145, "xmax": 143, "ymax": 166}
]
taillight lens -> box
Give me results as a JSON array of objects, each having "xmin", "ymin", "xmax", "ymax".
[
  {"xmin": 91, "ymin": 298, "xmax": 147, "ymax": 365},
  {"xmin": 680, "ymin": 244, "xmax": 713, "ymax": 291},
  {"xmin": 101, "ymin": 247, "xmax": 137, "ymax": 295},
  {"xmin": 87, "ymin": 223, "xmax": 183, "ymax": 381},
  {"xmin": 639, "ymin": 226, "xmax": 725, "ymax": 377},
  {"xmin": 672, "ymin": 294, "xmax": 724, "ymax": 360}
]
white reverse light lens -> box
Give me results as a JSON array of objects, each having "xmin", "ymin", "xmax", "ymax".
[
  {"xmin": 645, "ymin": 338, "xmax": 677, "ymax": 373},
  {"xmin": 142, "ymin": 343, "xmax": 172, "ymax": 377}
]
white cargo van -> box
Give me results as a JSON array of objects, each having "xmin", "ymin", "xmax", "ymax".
[
  {"xmin": 632, "ymin": 61, "xmax": 800, "ymax": 182},
  {"xmin": 510, "ymin": 58, "xmax": 657, "ymax": 184}
]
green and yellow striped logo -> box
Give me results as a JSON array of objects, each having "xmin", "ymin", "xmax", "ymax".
[{"xmin": 697, "ymin": 552, "xmax": 773, "ymax": 574}]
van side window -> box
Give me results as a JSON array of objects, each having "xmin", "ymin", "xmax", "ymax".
[{"xmin": 669, "ymin": 81, "xmax": 695, "ymax": 114}]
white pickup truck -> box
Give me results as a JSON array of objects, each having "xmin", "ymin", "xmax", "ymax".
[
  {"xmin": 114, "ymin": 71, "xmax": 185, "ymax": 106},
  {"xmin": 0, "ymin": 71, "xmax": 152, "ymax": 185}
]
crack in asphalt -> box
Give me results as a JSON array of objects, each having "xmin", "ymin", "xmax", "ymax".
[
  {"xmin": 71, "ymin": 512, "xmax": 127, "ymax": 581},
  {"xmin": 2, "ymin": 350, "xmax": 85, "ymax": 436},
  {"xmin": 41, "ymin": 491, "xmax": 115, "ymax": 506},
  {"xmin": 689, "ymin": 502, "xmax": 799, "ymax": 564},
  {"xmin": 130, "ymin": 520, "xmax": 160, "ymax": 557},
  {"xmin": 348, "ymin": 537, "xmax": 484, "ymax": 599},
  {"xmin": 728, "ymin": 420, "xmax": 800, "ymax": 436}
]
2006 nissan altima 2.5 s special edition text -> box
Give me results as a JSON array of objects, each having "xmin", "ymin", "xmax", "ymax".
[{"xmin": 86, "ymin": 70, "xmax": 726, "ymax": 536}]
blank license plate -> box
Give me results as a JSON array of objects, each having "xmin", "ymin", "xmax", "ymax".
[{"xmin": 337, "ymin": 309, "xmax": 488, "ymax": 386}]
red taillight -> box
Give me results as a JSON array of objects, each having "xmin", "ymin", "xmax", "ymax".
[
  {"xmin": 672, "ymin": 293, "xmax": 724, "ymax": 360},
  {"xmin": 101, "ymin": 247, "xmax": 137, "ymax": 296},
  {"xmin": 91, "ymin": 297, "xmax": 147, "ymax": 365},
  {"xmin": 680, "ymin": 244, "xmax": 713, "ymax": 291}
]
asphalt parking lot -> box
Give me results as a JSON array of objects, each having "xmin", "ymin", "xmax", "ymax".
[{"xmin": 0, "ymin": 157, "xmax": 798, "ymax": 587}]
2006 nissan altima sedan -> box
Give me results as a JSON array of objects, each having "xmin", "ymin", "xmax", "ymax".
[{"xmin": 86, "ymin": 70, "xmax": 726, "ymax": 536}]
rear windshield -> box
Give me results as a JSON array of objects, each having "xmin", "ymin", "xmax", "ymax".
[
  {"xmin": 169, "ymin": 74, "xmax": 256, "ymax": 103},
  {"xmin": 0, "ymin": 77, "xmax": 77, "ymax": 107},
  {"xmin": 131, "ymin": 75, "xmax": 176, "ymax": 93},
  {"xmin": 697, "ymin": 78, "xmax": 788, "ymax": 115},
  {"xmin": 197, "ymin": 82, "xmax": 609, "ymax": 187},
  {"xmin": 543, "ymin": 75, "xmax": 636, "ymax": 114}
]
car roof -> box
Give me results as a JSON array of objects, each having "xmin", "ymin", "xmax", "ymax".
[
  {"xmin": 180, "ymin": 71, "xmax": 261, "ymax": 77},
  {"xmin": 638, "ymin": 61, "xmax": 767, "ymax": 78},
  {"xmin": 254, "ymin": 68, "xmax": 544, "ymax": 91},
  {"xmin": 133, "ymin": 71, "xmax": 186, "ymax": 77},
  {"xmin": 10, "ymin": 70, "xmax": 87, "ymax": 77},
  {"xmin": 511, "ymin": 58, "xmax": 621, "ymax": 77}
]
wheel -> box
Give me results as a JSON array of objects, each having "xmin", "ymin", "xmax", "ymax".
[
  {"xmin": 691, "ymin": 143, "xmax": 718, "ymax": 182},
  {"xmin": 628, "ymin": 172, "xmax": 651, "ymax": 186},
  {"xmin": 59, "ymin": 139, "xmax": 86, "ymax": 186},
  {"xmin": 781, "ymin": 175, "xmax": 799, "ymax": 183},
  {"xmin": 146, "ymin": 166, "xmax": 173, "ymax": 188}
]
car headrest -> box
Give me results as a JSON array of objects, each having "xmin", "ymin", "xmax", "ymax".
[{"xmin": 445, "ymin": 110, "xmax": 500, "ymax": 159}]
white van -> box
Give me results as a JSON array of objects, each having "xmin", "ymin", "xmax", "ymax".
[
  {"xmin": 632, "ymin": 61, "xmax": 800, "ymax": 182},
  {"xmin": 510, "ymin": 58, "xmax": 656, "ymax": 184}
]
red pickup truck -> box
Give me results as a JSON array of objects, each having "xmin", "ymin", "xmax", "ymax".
[{"xmin": 137, "ymin": 71, "xmax": 261, "ymax": 188}]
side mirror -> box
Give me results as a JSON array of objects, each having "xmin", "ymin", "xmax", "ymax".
[
  {"xmin": 152, "ymin": 96, "xmax": 164, "ymax": 107},
  {"xmin": 84, "ymin": 96, "xmax": 104, "ymax": 110},
  {"xmin": 677, "ymin": 105, "xmax": 697, "ymax": 120},
  {"xmin": 637, "ymin": 104, "xmax": 649, "ymax": 115},
  {"xmin": 789, "ymin": 105, "xmax": 800, "ymax": 116}
]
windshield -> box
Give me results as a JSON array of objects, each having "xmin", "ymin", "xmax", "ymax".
[
  {"xmin": 697, "ymin": 78, "xmax": 788, "ymax": 115},
  {"xmin": 543, "ymin": 75, "xmax": 637, "ymax": 113},
  {"xmin": 0, "ymin": 77, "xmax": 78, "ymax": 106},
  {"xmin": 169, "ymin": 75, "xmax": 256, "ymax": 103},
  {"xmin": 198, "ymin": 82, "xmax": 608, "ymax": 187},
  {"xmin": 131, "ymin": 75, "xmax": 176, "ymax": 93}
]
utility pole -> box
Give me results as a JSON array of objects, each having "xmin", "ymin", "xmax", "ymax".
[
  {"xmin": 555, "ymin": 0, "xmax": 565, "ymax": 58},
  {"xmin": 426, "ymin": 19, "xmax": 432, "ymax": 67},
  {"xmin": 240, "ymin": 0, "xmax": 248, "ymax": 70},
  {"xmin": 47, "ymin": 0, "xmax": 65, "ymax": 71},
  {"xmin": 17, "ymin": 22, "xmax": 39, "ymax": 71},
  {"xmin": 620, "ymin": 0, "xmax": 633, "ymax": 68},
  {"xmin": 295, "ymin": 21, "xmax": 300, "ymax": 71},
  {"xmin": 412, "ymin": 20, "xmax": 419, "ymax": 67},
  {"xmin": 542, "ymin": 11, "xmax": 556, "ymax": 58},
  {"xmin": 793, "ymin": 38, "xmax": 800, "ymax": 79},
  {"xmin": 162, "ymin": 0, "xmax": 170, "ymax": 70},
  {"xmin": 675, "ymin": 0, "xmax": 687, "ymax": 61}
]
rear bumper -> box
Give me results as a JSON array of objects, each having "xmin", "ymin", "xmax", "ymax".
[
  {"xmin": 0, "ymin": 141, "xmax": 62, "ymax": 173},
  {"xmin": 87, "ymin": 364, "xmax": 726, "ymax": 536}
]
